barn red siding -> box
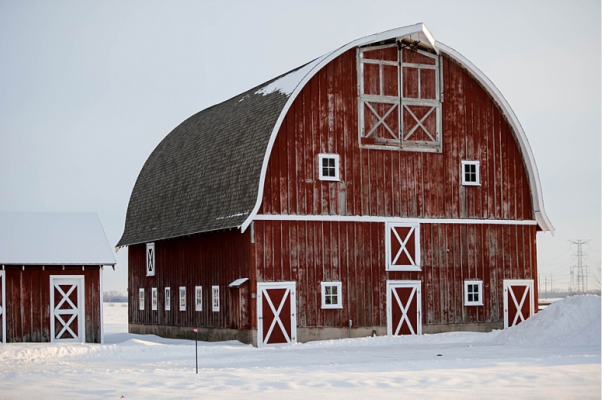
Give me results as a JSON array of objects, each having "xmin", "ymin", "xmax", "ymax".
[
  {"xmin": 128, "ymin": 229, "xmax": 252, "ymax": 330},
  {"xmin": 254, "ymin": 220, "xmax": 536, "ymax": 328},
  {"xmin": 258, "ymin": 50, "xmax": 534, "ymax": 221},
  {"xmin": 3, "ymin": 266, "xmax": 101, "ymax": 343}
]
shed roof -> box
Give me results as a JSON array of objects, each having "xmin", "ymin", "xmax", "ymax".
[{"xmin": 0, "ymin": 212, "xmax": 116, "ymax": 265}]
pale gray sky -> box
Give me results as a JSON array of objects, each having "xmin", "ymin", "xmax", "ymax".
[{"xmin": 1, "ymin": 0, "xmax": 600, "ymax": 293}]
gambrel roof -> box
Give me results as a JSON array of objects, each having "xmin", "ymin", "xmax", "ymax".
[{"xmin": 117, "ymin": 23, "xmax": 552, "ymax": 247}]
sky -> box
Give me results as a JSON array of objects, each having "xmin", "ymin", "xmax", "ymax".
[{"xmin": 0, "ymin": 0, "xmax": 600, "ymax": 293}]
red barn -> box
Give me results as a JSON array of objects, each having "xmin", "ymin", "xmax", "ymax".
[
  {"xmin": 118, "ymin": 24, "xmax": 553, "ymax": 347},
  {"xmin": 0, "ymin": 212, "xmax": 116, "ymax": 343}
]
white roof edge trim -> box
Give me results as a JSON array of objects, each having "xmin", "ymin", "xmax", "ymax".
[
  {"xmin": 241, "ymin": 24, "xmax": 552, "ymax": 235},
  {"xmin": 435, "ymin": 42, "xmax": 553, "ymax": 235}
]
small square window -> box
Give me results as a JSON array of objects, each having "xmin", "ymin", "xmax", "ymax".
[
  {"xmin": 151, "ymin": 287, "xmax": 157, "ymax": 310},
  {"xmin": 461, "ymin": 161, "xmax": 480, "ymax": 186},
  {"xmin": 318, "ymin": 154, "xmax": 340, "ymax": 181},
  {"xmin": 179, "ymin": 286, "xmax": 186, "ymax": 311},
  {"xmin": 146, "ymin": 243, "xmax": 155, "ymax": 276},
  {"xmin": 139, "ymin": 288, "xmax": 144, "ymax": 311},
  {"xmin": 195, "ymin": 286, "xmax": 202, "ymax": 312},
  {"xmin": 165, "ymin": 287, "xmax": 171, "ymax": 311},
  {"xmin": 212, "ymin": 286, "xmax": 220, "ymax": 312},
  {"xmin": 464, "ymin": 280, "xmax": 483, "ymax": 306},
  {"xmin": 321, "ymin": 282, "xmax": 343, "ymax": 309}
]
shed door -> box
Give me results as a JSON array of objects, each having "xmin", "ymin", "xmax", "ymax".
[
  {"xmin": 387, "ymin": 280, "xmax": 422, "ymax": 335},
  {"xmin": 50, "ymin": 276, "xmax": 85, "ymax": 343},
  {"xmin": 503, "ymin": 279, "xmax": 534, "ymax": 328},
  {"xmin": 0, "ymin": 271, "xmax": 4, "ymax": 343},
  {"xmin": 257, "ymin": 282, "xmax": 296, "ymax": 347}
]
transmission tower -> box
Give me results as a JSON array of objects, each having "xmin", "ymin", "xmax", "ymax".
[{"xmin": 569, "ymin": 239, "xmax": 591, "ymax": 294}]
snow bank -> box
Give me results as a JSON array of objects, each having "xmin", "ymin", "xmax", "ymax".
[{"xmin": 492, "ymin": 295, "xmax": 601, "ymax": 347}]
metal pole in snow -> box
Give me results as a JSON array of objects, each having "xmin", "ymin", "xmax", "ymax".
[{"xmin": 194, "ymin": 328, "xmax": 198, "ymax": 374}]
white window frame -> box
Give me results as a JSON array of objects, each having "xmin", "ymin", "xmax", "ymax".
[
  {"xmin": 151, "ymin": 287, "xmax": 157, "ymax": 310},
  {"xmin": 165, "ymin": 287, "xmax": 171, "ymax": 311},
  {"xmin": 464, "ymin": 280, "xmax": 483, "ymax": 306},
  {"xmin": 146, "ymin": 242, "xmax": 155, "ymax": 276},
  {"xmin": 385, "ymin": 222, "xmax": 421, "ymax": 271},
  {"xmin": 318, "ymin": 154, "xmax": 340, "ymax": 181},
  {"xmin": 461, "ymin": 160, "xmax": 480, "ymax": 186},
  {"xmin": 212, "ymin": 286, "xmax": 220, "ymax": 312},
  {"xmin": 321, "ymin": 282, "xmax": 343, "ymax": 309},
  {"xmin": 139, "ymin": 288, "xmax": 144, "ymax": 311},
  {"xmin": 195, "ymin": 286, "xmax": 203, "ymax": 312},
  {"xmin": 179, "ymin": 286, "xmax": 186, "ymax": 311}
]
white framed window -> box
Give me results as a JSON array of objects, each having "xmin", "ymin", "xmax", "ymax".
[
  {"xmin": 212, "ymin": 286, "xmax": 220, "ymax": 312},
  {"xmin": 195, "ymin": 286, "xmax": 202, "ymax": 312},
  {"xmin": 461, "ymin": 161, "xmax": 480, "ymax": 186},
  {"xmin": 318, "ymin": 154, "xmax": 340, "ymax": 181},
  {"xmin": 146, "ymin": 242, "xmax": 155, "ymax": 276},
  {"xmin": 179, "ymin": 286, "xmax": 186, "ymax": 311},
  {"xmin": 321, "ymin": 282, "xmax": 343, "ymax": 309},
  {"xmin": 139, "ymin": 288, "xmax": 144, "ymax": 311},
  {"xmin": 151, "ymin": 287, "xmax": 157, "ymax": 310},
  {"xmin": 165, "ymin": 287, "xmax": 171, "ymax": 311},
  {"xmin": 385, "ymin": 222, "xmax": 421, "ymax": 271},
  {"xmin": 464, "ymin": 280, "xmax": 483, "ymax": 306}
]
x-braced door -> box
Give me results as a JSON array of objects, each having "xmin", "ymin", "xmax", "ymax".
[
  {"xmin": 387, "ymin": 280, "xmax": 422, "ymax": 336},
  {"xmin": 0, "ymin": 270, "xmax": 5, "ymax": 344},
  {"xmin": 503, "ymin": 279, "xmax": 534, "ymax": 328},
  {"xmin": 50, "ymin": 276, "xmax": 85, "ymax": 342},
  {"xmin": 257, "ymin": 282, "xmax": 296, "ymax": 347}
]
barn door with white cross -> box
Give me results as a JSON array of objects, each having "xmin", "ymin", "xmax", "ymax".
[
  {"xmin": 387, "ymin": 281, "xmax": 422, "ymax": 336},
  {"xmin": 503, "ymin": 279, "xmax": 534, "ymax": 328},
  {"xmin": 257, "ymin": 282, "xmax": 296, "ymax": 348},
  {"xmin": 0, "ymin": 270, "xmax": 5, "ymax": 344},
  {"xmin": 386, "ymin": 223, "xmax": 421, "ymax": 271},
  {"xmin": 50, "ymin": 276, "xmax": 85, "ymax": 343}
]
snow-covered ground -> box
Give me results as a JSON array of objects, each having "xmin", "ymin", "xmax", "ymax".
[{"xmin": 1, "ymin": 297, "xmax": 600, "ymax": 399}]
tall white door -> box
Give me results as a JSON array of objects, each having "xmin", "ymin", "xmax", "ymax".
[
  {"xmin": 257, "ymin": 282, "xmax": 296, "ymax": 348},
  {"xmin": 387, "ymin": 280, "xmax": 422, "ymax": 336},
  {"xmin": 0, "ymin": 270, "xmax": 5, "ymax": 344},
  {"xmin": 503, "ymin": 279, "xmax": 534, "ymax": 328},
  {"xmin": 50, "ymin": 276, "xmax": 85, "ymax": 343}
]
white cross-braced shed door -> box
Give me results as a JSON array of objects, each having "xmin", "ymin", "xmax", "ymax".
[
  {"xmin": 387, "ymin": 280, "xmax": 422, "ymax": 336},
  {"xmin": 50, "ymin": 276, "xmax": 85, "ymax": 343},
  {"xmin": 503, "ymin": 279, "xmax": 534, "ymax": 328},
  {"xmin": 257, "ymin": 282, "xmax": 296, "ymax": 348}
]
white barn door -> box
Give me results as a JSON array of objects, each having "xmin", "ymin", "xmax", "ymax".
[
  {"xmin": 387, "ymin": 280, "xmax": 422, "ymax": 336},
  {"xmin": 50, "ymin": 276, "xmax": 85, "ymax": 343},
  {"xmin": 0, "ymin": 270, "xmax": 5, "ymax": 343},
  {"xmin": 257, "ymin": 282, "xmax": 296, "ymax": 348},
  {"xmin": 503, "ymin": 279, "xmax": 534, "ymax": 328}
]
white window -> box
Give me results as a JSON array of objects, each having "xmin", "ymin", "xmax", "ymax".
[
  {"xmin": 318, "ymin": 154, "xmax": 340, "ymax": 181},
  {"xmin": 151, "ymin": 287, "xmax": 157, "ymax": 310},
  {"xmin": 195, "ymin": 286, "xmax": 202, "ymax": 311},
  {"xmin": 146, "ymin": 243, "xmax": 155, "ymax": 276},
  {"xmin": 385, "ymin": 222, "xmax": 421, "ymax": 271},
  {"xmin": 165, "ymin": 287, "xmax": 171, "ymax": 311},
  {"xmin": 464, "ymin": 281, "xmax": 483, "ymax": 306},
  {"xmin": 321, "ymin": 282, "xmax": 343, "ymax": 309},
  {"xmin": 179, "ymin": 286, "xmax": 186, "ymax": 311},
  {"xmin": 139, "ymin": 288, "xmax": 144, "ymax": 311},
  {"xmin": 212, "ymin": 286, "xmax": 220, "ymax": 312},
  {"xmin": 461, "ymin": 161, "xmax": 480, "ymax": 186}
]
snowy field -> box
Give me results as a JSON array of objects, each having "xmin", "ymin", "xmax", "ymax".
[{"xmin": 0, "ymin": 297, "xmax": 600, "ymax": 399}]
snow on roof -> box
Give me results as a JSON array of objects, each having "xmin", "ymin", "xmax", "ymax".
[
  {"xmin": 255, "ymin": 54, "xmax": 330, "ymax": 96},
  {"xmin": 228, "ymin": 278, "xmax": 249, "ymax": 288},
  {"xmin": 0, "ymin": 212, "xmax": 116, "ymax": 265}
]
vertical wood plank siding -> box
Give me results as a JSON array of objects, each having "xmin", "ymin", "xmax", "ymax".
[
  {"xmin": 258, "ymin": 50, "xmax": 534, "ymax": 221},
  {"xmin": 128, "ymin": 229, "xmax": 252, "ymax": 330},
  {"xmin": 4, "ymin": 266, "xmax": 101, "ymax": 343},
  {"xmin": 254, "ymin": 220, "xmax": 536, "ymax": 328}
]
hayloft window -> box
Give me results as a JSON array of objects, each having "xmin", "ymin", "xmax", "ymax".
[
  {"xmin": 386, "ymin": 222, "xmax": 421, "ymax": 271},
  {"xmin": 358, "ymin": 42, "xmax": 442, "ymax": 152},
  {"xmin": 151, "ymin": 287, "xmax": 157, "ymax": 310},
  {"xmin": 318, "ymin": 154, "xmax": 340, "ymax": 181},
  {"xmin": 321, "ymin": 282, "xmax": 343, "ymax": 309},
  {"xmin": 146, "ymin": 243, "xmax": 155, "ymax": 276},
  {"xmin": 139, "ymin": 288, "xmax": 144, "ymax": 311},
  {"xmin": 179, "ymin": 287, "xmax": 186, "ymax": 311},
  {"xmin": 461, "ymin": 161, "xmax": 480, "ymax": 186},
  {"xmin": 165, "ymin": 287, "xmax": 171, "ymax": 311},
  {"xmin": 212, "ymin": 286, "xmax": 220, "ymax": 312},
  {"xmin": 464, "ymin": 281, "xmax": 483, "ymax": 306},
  {"xmin": 195, "ymin": 286, "xmax": 202, "ymax": 312}
]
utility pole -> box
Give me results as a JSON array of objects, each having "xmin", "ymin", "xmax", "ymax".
[{"xmin": 569, "ymin": 239, "xmax": 591, "ymax": 294}]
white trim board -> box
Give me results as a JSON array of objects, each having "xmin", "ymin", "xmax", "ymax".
[
  {"xmin": 0, "ymin": 270, "xmax": 5, "ymax": 344},
  {"xmin": 252, "ymin": 214, "xmax": 537, "ymax": 226}
]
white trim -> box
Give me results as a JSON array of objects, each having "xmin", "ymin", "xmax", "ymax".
[
  {"xmin": 165, "ymin": 287, "xmax": 171, "ymax": 311},
  {"xmin": 151, "ymin": 287, "xmax": 158, "ymax": 311},
  {"xmin": 386, "ymin": 222, "xmax": 421, "ymax": 271},
  {"xmin": 464, "ymin": 280, "xmax": 483, "ymax": 306},
  {"xmin": 146, "ymin": 243, "xmax": 155, "ymax": 276},
  {"xmin": 99, "ymin": 268, "xmax": 104, "ymax": 344},
  {"xmin": 179, "ymin": 286, "xmax": 186, "ymax": 311},
  {"xmin": 240, "ymin": 24, "xmax": 552, "ymax": 235},
  {"xmin": 320, "ymin": 282, "xmax": 343, "ymax": 309},
  {"xmin": 212, "ymin": 286, "xmax": 219, "ymax": 312},
  {"xmin": 0, "ymin": 270, "xmax": 5, "ymax": 344},
  {"xmin": 139, "ymin": 288, "xmax": 144, "ymax": 311},
  {"xmin": 318, "ymin": 154, "xmax": 340, "ymax": 181},
  {"xmin": 503, "ymin": 279, "xmax": 534, "ymax": 328},
  {"xmin": 252, "ymin": 214, "xmax": 537, "ymax": 225},
  {"xmin": 50, "ymin": 275, "xmax": 85, "ymax": 343},
  {"xmin": 257, "ymin": 281, "xmax": 297, "ymax": 348},
  {"xmin": 195, "ymin": 286, "xmax": 202, "ymax": 312},
  {"xmin": 386, "ymin": 280, "xmax": 421, "ymax": 336}
]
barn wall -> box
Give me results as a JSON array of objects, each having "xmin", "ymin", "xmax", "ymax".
[
  {"xmin": 128, "ymin": 229, "xmax": 252, "ymax": 333},
  {"xmin": 253, "ymin": 220, "xmax": 536, "ymax": 329},
  {"xmin": 258, "ymin": 49, "xmax": 534, "ymax": 221},
  {"xmin": 3, "ymin": 265, "xmax": 101, "ymax": 343}
]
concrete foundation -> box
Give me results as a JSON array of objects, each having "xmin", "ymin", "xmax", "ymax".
[
  {"xmin": 129, "ymin": 323, "xmax": 257, "ymax": 346},
  {"xmin": 422, "ymin": 321, "xmax": 504, "ymax": 334}
]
